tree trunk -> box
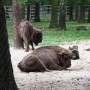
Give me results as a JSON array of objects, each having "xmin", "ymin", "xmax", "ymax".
[
  {"xmin": 87, "ymin": 4, "xmax": 90, "ymax": 23},
  {"xmin": 49, "ymin": 0, "xmax": 58, "ymax": 28},
  {"xmin": 12, "ymin": 0, "xmax": 23, "ymax": 49},
  {"xmin": 34, "ymin": 2, "xmax": 40, "ymax": 22},
  {"xmin": 27, "ymin": 4, "xmax": 30, "ymax": 21},
  {"xmin": 78, "ymin": 2, "xmax": 85, "ymax": 23},
  {"xmin": 69, "ymin": 2, "xmax": 73, "ymax": 21},
  {"xmin": 75, "ymin": 3, "xmax": 78, "ymax": 21},
  {"xmin": 0, "ymin": 1, "xmax": 18, "ymax": 90},
  {"xmin": 58, "ymin": 2, "xmax": 66, "ymax": 30}
]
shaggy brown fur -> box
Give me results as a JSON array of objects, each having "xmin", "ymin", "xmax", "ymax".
[
  {"xmin": 18, "ymin": 19, "xmax": 42, "ymax": 52},
  {"xmin": 18, "ymin": 46, "xmax": 72, "ymax": 72}
]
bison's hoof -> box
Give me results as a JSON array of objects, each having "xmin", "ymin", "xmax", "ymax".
[{"xmin": 32, "ymin": 48, "xmax": 34, "ymax": 50}]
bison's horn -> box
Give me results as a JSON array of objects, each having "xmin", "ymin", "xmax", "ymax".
[
  {"xmin": 41, "ymin": 28, "xmax": 44, "ymax": 31},
  {"xmin": 69, "ymin": 46, "xmax": 72, "ymax": 50},
  {"xmin": 58, "ymin": 51, "xmax": 65, "ymax": 55}
]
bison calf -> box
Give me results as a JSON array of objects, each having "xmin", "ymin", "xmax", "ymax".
[
  {"xmin": 18, "ymin": 19, "xmax": 42, "ymax": 52},
  {"xmin": 18, "ymin": 46, "xmax": 72, "ymax": 72},
  {"xmin": 69, "ymin": 45, "xmax": 80, "ymax": 60}
]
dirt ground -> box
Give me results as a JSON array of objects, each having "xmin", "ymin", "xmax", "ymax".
[{"xmin": 10, "ymin": 40, "xmax": 90, "ymax": 90}]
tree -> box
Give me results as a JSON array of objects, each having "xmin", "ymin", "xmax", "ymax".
[
  {"xmin": 19, "ymin": 0, "xmax": 49, "ymax": 21},
  {"xmin": 12, "ymin": 0, "xmax": 24, "ymax": 49},
  {"xmin": 87, "ymin": 4, "xmax": 90, "ymax": 23},
  {"xmin": 58, "ymin": 0, "xmax": 66, "ymax": 30},
  {"xmin": 33, "ymin": 0, "xmax": 50, "ymax": 22},
  {"xmin": 65, "ymin": 0, "xmax": 75, "ymax": 21},
  {"xmin": 86, "ymin": 0, "xmax": 90, "ymax": 23},
  {"xmin": 27, "ymin": 3, "xmax": 31, "ymax": 21},
  {"xmin": 34, "ymin": 2, "xmax": 40, "ymax": 22},
  {"xmin": 68, "ymin": 1, "xmax": 73, "ymax": 21},
  {"xmin": 49, "ymin": 0, "xmax": 58, "ymax": 28},
  {"xmin": 0, "ymin": 0, "xmax": 18, "ymax": 90},
  {"xmin": 78, "ymin": 0, "xmax": 86, "ymax": 23},
  {"xmin": 75, "ymin": 2, "xmax": 78, "ymax": 21}
]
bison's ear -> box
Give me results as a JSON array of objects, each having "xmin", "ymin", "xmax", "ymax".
[
  {"xmin": 69, "ymin": 46, "xmax": 71, "ymax": 49},
  {"xmin": 69, "ymin": 46, "xmax": 73, "ymax": 50},
  {"xmin": 41, "ymin": 28, "xmax": 44, "ymax": 31}
]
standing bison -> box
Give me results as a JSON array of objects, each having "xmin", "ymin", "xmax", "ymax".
[
  {"xmin": 18, "ymin": 19, "xmax": 42, "ymax": 52},
  {"xmin": 18, "ymin": 46, "xmax": 72, "ymax": 72}
]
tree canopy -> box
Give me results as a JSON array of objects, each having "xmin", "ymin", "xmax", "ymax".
[
  {"xmin": 18, "ymin": 0, "xmax": 50, "ymax": 5},
  {"xmin": 3, "ymin": 0, "xmax": 12, "ymax": 5}
]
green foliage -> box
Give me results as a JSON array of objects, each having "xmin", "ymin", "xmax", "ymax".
[
  {"xmin": 86, "ymin": 0, "xmax": 90, "ymax": 4},
  {"xmin": 65, "ymin": 0, "xmax": 76, "ymax": 4},
  {"xmin": 3, "ymin": 0, "xmax": 12, "ymax": 5},
  {"xmin": 18, "ymin": 0, "xmax": 28, "ymax": 5},
  {"xmin": 18, "ymin": 0, "xmax": 49, "ymax": 5},
  {"xmin": 65, "ymin": 0, "xmax": 90, "ymax": 5}
]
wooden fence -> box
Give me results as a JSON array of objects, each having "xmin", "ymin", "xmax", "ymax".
[{"xmin": 4, "ymin": 5, "xmax": 89, "ymax": 20}]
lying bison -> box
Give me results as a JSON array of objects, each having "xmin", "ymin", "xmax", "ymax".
[
  {"xmin": 18, "ymin": 46, "xmax": 72, "ymax": 72},
  {"xmin": 69, "ymin": 45, "xmax": 80, "ymax": 60},
  {"xmin": 18, "ymin": 19, "xmax": 42, "ymax": 52}
]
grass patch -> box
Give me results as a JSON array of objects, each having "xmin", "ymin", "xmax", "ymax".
[{"xmin": 6, "ymin": 20, "xmax": 90, "ymax": 47}]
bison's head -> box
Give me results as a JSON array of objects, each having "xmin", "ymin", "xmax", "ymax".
[
  {"xmin": 69, "ymin": 45, "xmax": 80, "ymax": 60},
  {"xmin": 33, "ymin": 30, "xmax": 43, "ymax": 45},
  {"xmin": 58, "ymin": 51, "xmax": 71, "ymax": 69}
]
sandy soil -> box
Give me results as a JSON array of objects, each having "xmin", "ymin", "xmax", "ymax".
[{"xmin": 10, "ymin": 40, "xmax": 90, "ymax": 90}]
